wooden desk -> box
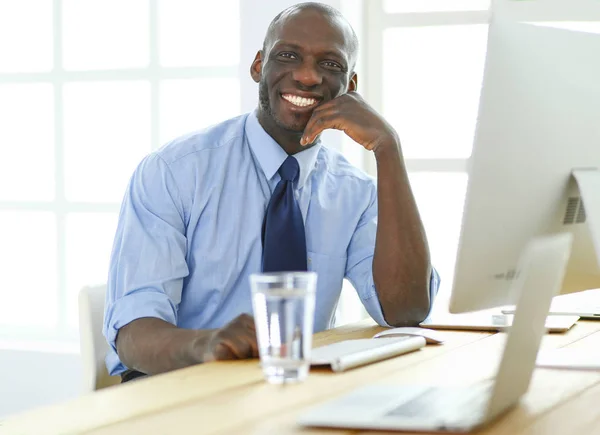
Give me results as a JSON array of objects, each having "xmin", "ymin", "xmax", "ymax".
[{"xmin": 2, "ymin": 319, "xmax": 600, "ymax": 435}]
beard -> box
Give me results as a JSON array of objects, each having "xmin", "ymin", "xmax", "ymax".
[
  {"xmin": 258, "ymin": 79, "xmax": 274, "ymax": 121},
  {"xmin": 258, "ymin": 79, "xmax": 307, "ymax": 133}
]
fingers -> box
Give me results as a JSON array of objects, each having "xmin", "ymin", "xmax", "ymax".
[
  {"xmin": 234, "ymin": 314, "xmax": 259, "ymax": 358},
  {"xmin": 213, "ymin": 335, "xmax": 253, "ymax": 360},
  {"xmin": 300, "ymin": 92, "xmax": 378, "ymax": 147},
  {"xmin": 300, "ymin": 96, "xmax": 341, "ymax": 146},
  {"xmin": 301, "ymin": 92, "xmax": 359, "ymax": 145},
  {"xmin": 209, "ymin": 342, "xmax": 237, "ymax": 361},
  {"xmin": 236, "ymin": 314, "xmax": 259, "ymax": 358},
  {"xmin": 236, "ymin": 313, "xmax": 256, "ymax": 331},
  {"xmin": 301, "ymin": 108, "xmax": 342, "ymax": 146},
  {"xmin": 207, "ymin": 313, "xmax": 259, "ymax": 361}
]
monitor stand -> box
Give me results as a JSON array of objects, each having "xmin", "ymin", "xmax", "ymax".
[
  {"xmin": 572, "ymin": 168, "xmax": 600, "ymax": 269},
  {"xmin": 485, "ymin": 233, "xmax": 573, "ymax": 422}
]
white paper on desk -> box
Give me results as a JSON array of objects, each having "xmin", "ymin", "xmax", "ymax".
[
  {"xmin": 310, "ymin": 337, "xmax": 426, "ymax": 373},
  {"xmin": 536, "ymin": 348, "xmax": 600, "ymax": 371}
]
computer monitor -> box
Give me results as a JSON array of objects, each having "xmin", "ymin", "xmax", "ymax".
[{"xmin": 449, "ymin": 16, "xmax": 600, "ymax": 315}]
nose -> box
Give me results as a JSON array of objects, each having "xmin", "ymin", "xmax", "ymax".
[{"xmin": 291, "ymin": 59, "xmax": 322, "ymax": 88}]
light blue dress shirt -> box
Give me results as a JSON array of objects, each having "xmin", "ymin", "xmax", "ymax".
[{"xmin": 103, "ymin": 110, "xmax": 440, "ymax": 376}]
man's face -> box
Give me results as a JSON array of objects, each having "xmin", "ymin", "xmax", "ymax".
[{"xmin": 252, "ymin": 9, "xmax": 356, "ymax": 133}]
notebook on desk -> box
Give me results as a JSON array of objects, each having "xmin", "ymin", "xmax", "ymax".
[
  {"xmin": 419, "ymin": 310, "xmax": 579, "ymax": 333},
  {"xmin": 310, "ymin": 336, "xmax": 426, "ymax": 372},
  {"xmin": 536, "ymin": 348, "xmax": 600, "ymax": 370}
]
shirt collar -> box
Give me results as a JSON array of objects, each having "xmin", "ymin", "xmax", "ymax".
[{"xmin": 245, "ymin": 110, "xmax": 321, "ymax": 189}]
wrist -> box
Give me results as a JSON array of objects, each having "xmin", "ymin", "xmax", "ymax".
[
  {"xmin": 188, "ymin": 329, "xmax": 215, "ymax": 364},
  {"xmin": 373, "ymin": 136, "xmax": 402, "ymax": 161}
]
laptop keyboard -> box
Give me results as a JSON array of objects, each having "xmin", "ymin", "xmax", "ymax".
[{"xmin": 385, "ymin": 384, "xmax": 491, "ymax": 420}]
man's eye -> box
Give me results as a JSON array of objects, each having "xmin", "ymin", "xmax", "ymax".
[
  {"xmin": 278, "ymin": 52, "xmax": 297, "ymax": 60},
  {"xmin": 322, "ymin": 61, "xmax": 343, "ymax": 70}
]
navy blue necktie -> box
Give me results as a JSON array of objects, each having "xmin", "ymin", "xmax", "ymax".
[{"xmin": 262, "ymin": 156, "xmax": 308, "ymax": 272}]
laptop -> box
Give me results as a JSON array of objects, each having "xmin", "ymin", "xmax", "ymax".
[
  {"xmin": 502, "ymin": 288, "xmax": 600, "ymax": 319},
  {"xmin": 298, "ymin": 235, "xmax": 572, "ymax": 433}
]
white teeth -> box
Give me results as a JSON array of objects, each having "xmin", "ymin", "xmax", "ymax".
[{"xmin": 282, "ymin": 94, "xmax": 317, "ymax": 107}]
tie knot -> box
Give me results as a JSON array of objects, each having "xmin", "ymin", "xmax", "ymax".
[{"xmin": 279, "ymin": 156, "xmax": 300, "ymax": 182}]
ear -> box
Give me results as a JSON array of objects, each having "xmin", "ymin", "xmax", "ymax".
[
  {"xmin": 250, "ymin": 51, "xmax": 263, "ymax": 83},
  {"xmin": 348, "ymin": 72, "xmax": 358, "ymax": 92}
]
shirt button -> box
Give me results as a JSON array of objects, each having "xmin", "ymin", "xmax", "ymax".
[{"xmin": 307, "ymin": 257, "xmax": 312, "ymax": 264}]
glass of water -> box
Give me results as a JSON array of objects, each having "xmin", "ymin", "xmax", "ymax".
[{"xmin": 250, "ymin": 271, "xmax": 317, "ymax": 384}]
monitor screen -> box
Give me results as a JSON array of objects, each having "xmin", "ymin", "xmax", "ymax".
[{"xmin": 449, "ymin": 16, "xmax": 600, "ymax": 314}]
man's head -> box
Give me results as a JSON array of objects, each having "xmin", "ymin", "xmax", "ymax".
[{"xmin": 250, "ymin": 2, "xmax": 359, "ymax": 140}]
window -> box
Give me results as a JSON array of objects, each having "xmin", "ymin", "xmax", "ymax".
[
  {"xmin": 337, "ymin": 0, "xmax": 490, "ymax": 317},
  {"xmin": 356, "ymin": 0, "xmax": 600, "ymax": 316},
  {"xmin": 2, "ymin": 1, "xmax": 598, "ymax": 342},
  {"xmin": 0, "ymin": 0, "xmax": 240, "ymax": 342}
]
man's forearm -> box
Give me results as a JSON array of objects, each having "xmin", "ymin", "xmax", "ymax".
[
  {"xmin": 372, "ymin": 138, "xmax": 432, "ymax": 326},
  {"xmin": 116, "ymin": 317, "xmax": 214, "ymax": 375}
]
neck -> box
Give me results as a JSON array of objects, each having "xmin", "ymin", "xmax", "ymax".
[{"xmin": 257, "ymin": 110, "xmax": 312, "ymax": 155}]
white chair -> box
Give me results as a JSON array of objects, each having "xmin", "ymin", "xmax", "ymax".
[{"xmin": 78, "ymin": 284, "xmax": 121, "ymax": 391}]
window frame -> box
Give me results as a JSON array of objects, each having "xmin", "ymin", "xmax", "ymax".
[
  {"xmin": 361, "ymin": 0, "xmax": 600, "ymax": 176},
  {"xmin": 0, "ymin": 0, "xmax": 238, "ymax": 342}
]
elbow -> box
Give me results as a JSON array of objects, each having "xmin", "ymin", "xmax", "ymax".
[
  {"xmin": 115, "ymin": 322, "xmax": 139, "ymax": 371},
  {"xmin": 384, "ymin": 303, "xmax": 431, "ymax": 328},
  {"xmin": 115, "ymin": 329, "xmax": 133, "ymax": 370},
  {"xmin": 380, "ymin": 286, "xmax": 433, "ymax": 327},
  {"xmin": 374, "ymin": 266, "xmax": 436, "ymax": 327}
]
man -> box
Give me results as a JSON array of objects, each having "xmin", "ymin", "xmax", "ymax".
[{"xmin": 103, "ymin": 2, "xmax": 440, "ymax": 382}]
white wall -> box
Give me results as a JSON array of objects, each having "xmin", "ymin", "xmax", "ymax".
[{"xmin": 0, "ymin": 348, "xmax": 82, "ymax": 418}]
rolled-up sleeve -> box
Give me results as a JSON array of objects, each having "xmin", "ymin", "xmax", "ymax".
[
  {"xmin": 103, "ymin": 152, "xmax": 189, "ymax": 372},
  {"xmin": 345, "ymin": 182, "xmax": 441, "ymax": 327}
]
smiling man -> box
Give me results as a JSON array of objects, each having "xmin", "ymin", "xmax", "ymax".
[{"xmin": 103, "ymin": 2, "xmax": 440, "ymax": 382}]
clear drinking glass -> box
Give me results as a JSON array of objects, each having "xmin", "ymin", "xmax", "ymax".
[{"xmin": 250, "ymin": 271, "xmax": 317, "ymax": 384}]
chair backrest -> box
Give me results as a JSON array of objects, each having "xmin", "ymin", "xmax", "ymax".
[{"xmin": 78, "ymin": 284, "xmax": 120, "ymax": 391}]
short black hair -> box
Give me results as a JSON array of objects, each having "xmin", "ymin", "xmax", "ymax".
[{"xmin": 262, "ymin": 2, "xmax": 359, "ymax": 71}]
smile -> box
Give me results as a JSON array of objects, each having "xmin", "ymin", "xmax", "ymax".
[{"xmin": 281, "ymin": 93, "xmax": 319, "ymax": 108}]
